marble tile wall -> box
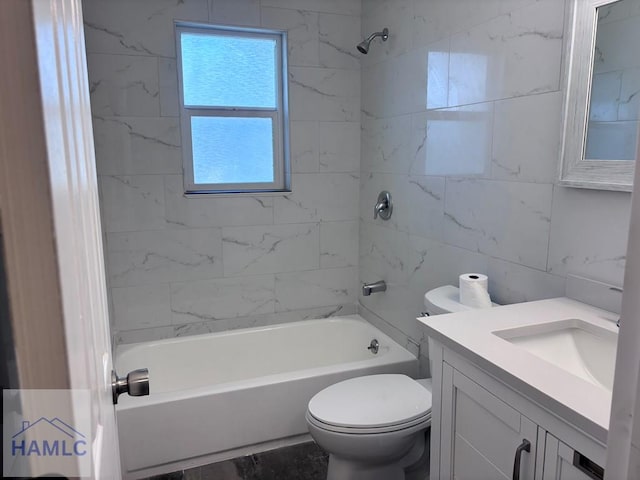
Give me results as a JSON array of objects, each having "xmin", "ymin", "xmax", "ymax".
[
  {"xmin": 82, "ymin": 0, "xmax": 361, "ymax": 344},
  {"xmin": 358, "ymin": 0, "xmax": 633, "ymax": 374},
  {"xmin": 85, "ymin": 0, "xmax": 633, "ymax": 358}
]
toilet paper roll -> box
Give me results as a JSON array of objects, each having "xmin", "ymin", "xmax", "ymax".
[{"xmin": 459, "ymin": 273, "xmax": 492, "ymax": 309}]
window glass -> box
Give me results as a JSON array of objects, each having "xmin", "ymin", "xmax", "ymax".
[
  {"xmin": 181, "ymin": 32, "xmax": 277, "ymax": 108},
  {"xmin": 191, "ymin": 116, "xmax": 275, "ymax": 185},
  {"xmin": 177, "ymin": 24, "xmax": 288, "ymax": 193}
]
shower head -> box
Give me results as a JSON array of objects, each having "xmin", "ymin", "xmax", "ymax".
[
  {"xmin": 356, "ymin": 41, "xmax": 370, "ymax": 54},
  {"xmin": 357, "ymin": 27, "xmax": 389, "ymax": 54}
]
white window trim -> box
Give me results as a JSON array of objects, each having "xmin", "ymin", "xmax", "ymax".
[{"xmin": 175, "ymin": 23, "xmax": 291, "ymax": 194}]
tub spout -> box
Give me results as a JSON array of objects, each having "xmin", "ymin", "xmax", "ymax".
[{"xmin": 362, "ymin": 280, "xmax": 387, "ymax": 296}]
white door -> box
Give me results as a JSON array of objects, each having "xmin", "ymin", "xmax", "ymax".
[
  {"xmin": 606, "ymin": 124, "xmax": 640, "ymax": 476},
  {"xmin": 31, "ymin": 0, "xmax": 121, "ymax": 477}
]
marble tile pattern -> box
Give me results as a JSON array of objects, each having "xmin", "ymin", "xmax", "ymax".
[
  {"xmin": 87, "ymin": 0, "xmax": 634, "ymax": 360},
  {"xmin": 83, "ymin": 0, "xmax": 361, "ymax": 342},
  {"xmin": 145, "ymin": 441, "xmax": 329, "ymax": 480},
  {"xmin": 115, "ymin": 304, "xmax": 358, "ymax": 345},
  {"xmin": 359, "ymin": 0, "xmax": 632, "ymax": 376},
  {"xmin": 107, "ymin": 228, "xmax": 224, "ymax": 286}
]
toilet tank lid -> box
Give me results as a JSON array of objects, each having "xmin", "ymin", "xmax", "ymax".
[{"xmin": 308, "ymin": 374, "xmax": 432, "ymax": 429}]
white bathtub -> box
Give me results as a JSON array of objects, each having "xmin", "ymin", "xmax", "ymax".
[{"xmin": 115, "ymin": 315, "xmax": 418, "ymax": 478}]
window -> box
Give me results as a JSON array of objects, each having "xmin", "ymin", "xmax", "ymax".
[{"xmin": 176, "ymin": 24, "xmax": 290, "ymax": 194}]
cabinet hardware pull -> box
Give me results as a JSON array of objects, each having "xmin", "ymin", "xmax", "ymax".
[
  {"xmin": 573, "ymin": 451, "xmax": 604, "ymax": 480},
  {"xmin": 512, "ymin": 438, "xmax": 531, "ymax": 480}
]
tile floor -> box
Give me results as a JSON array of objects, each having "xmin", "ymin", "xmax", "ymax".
[{"xmin": 147, "ymin": 442, "xmax": 328, "ymax": 480}]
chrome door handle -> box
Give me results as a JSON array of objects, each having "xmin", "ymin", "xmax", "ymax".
[
  {"xmin": 112, "ymin": 368, "xmax": 149, "ymax": 405},
  {"xmin": 512, "ymin": 438, "xmax": 531, "ymax": 480}
]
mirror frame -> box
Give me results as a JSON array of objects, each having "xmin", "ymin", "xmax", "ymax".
[{"xmin": 559, "ymin": 0, "xmax": 636, "ymax": 192}]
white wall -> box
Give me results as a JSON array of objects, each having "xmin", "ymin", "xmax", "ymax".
[
  {"xmin": 358, "ymin": 0, "xmax": 633, "ymax": 373},
  {"xmin": 84, "ymin": 0, "xmax": 634, "ymax": 358},
  {"xmin": 82, "ymin": 0, "xmax": 362, "ymax": 344}
]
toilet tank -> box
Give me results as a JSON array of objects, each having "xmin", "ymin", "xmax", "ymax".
[
  {"xmin": 423, "ymin": 285, "xmax": 475, "ymax": 316},
  {"xmin": 422, "ymin": 285, "xmax": 499, "ymax": 377},
  {"xmin": 424, "ymin": 285, "xmax": 501, "ymax": 316}
]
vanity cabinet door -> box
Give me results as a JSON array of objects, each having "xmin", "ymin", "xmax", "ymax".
[
  {"xmin": 441, "ymin": 364, "xmax": 538, "ymax": 480},
  {"xmin": 542, "ymin": 434, "xmax": 604, "ymax": 480}
]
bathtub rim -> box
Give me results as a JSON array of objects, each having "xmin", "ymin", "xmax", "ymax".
[
  {"xmin": 116, "ymin": 314, "xmax": 383, "ymax": 354},
  {"xmin": 115, "ymin": 315, "xmax": 416, "ymax": 409}
]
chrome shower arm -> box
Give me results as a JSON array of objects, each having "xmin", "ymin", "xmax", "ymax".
[{"xmin": 357, "ymin": 27, "xmax": 389, "ymax": 54}]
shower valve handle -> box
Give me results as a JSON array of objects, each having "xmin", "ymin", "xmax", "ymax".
[{"xmin": 374, "ymin": 191, "xmax": 392, "ymax": 220}]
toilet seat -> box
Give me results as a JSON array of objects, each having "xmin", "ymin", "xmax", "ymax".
[
  {"xmin": 307, "ymin": 374, "xmax": 432, "ymax": 434},
  {"xmin": 306, "ymin": 409, "xmax": 431, "ymax": 435}
]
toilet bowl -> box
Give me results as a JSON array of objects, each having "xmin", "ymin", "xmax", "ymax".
[
  {"xmin": 306, "ymin": 374, "xmax": 432, "ymax": 480},
  {"xmin": 306, "ymin": 284, "xmax": 498, "ymax": 480}
]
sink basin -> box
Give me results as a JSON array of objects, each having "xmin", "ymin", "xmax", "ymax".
[{"xmin": 493, "ymin": 319, "xmax": 617, "ymax": 391}]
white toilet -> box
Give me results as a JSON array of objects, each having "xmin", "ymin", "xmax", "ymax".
[{"xmin": 306, "ymin": 285, "xmax": 492, "ymax": 480}]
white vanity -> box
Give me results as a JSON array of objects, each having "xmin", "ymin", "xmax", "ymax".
[{"xmin": 419, "ymin": 298, "xmax": 617, "ymax": 480}]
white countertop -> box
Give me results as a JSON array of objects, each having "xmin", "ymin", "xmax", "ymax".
[{"xmin": 418, "ymin": 297, "xmax": 618, "ymax": 444}]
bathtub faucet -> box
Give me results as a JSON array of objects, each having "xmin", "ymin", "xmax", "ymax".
[{"xmin": 362, "ymin": 280, "xmax": 387, "ymax": 296}]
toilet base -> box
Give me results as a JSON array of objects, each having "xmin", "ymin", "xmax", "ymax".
[
  {"xmin": 324, "ymin": 431, "xmax": 430, "ymax": 480},
  {"xmin": 327, "ymin": 455, "xmax": 406, "ymax": 480},
  {"xmin": 404, "ymin": 431, "xmax": 430, "ymax": 480}
]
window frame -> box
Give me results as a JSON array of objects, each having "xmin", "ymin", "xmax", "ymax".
[{"xmin": 175, "ymin": 23, "xmax": 291, "ymax": 194}]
